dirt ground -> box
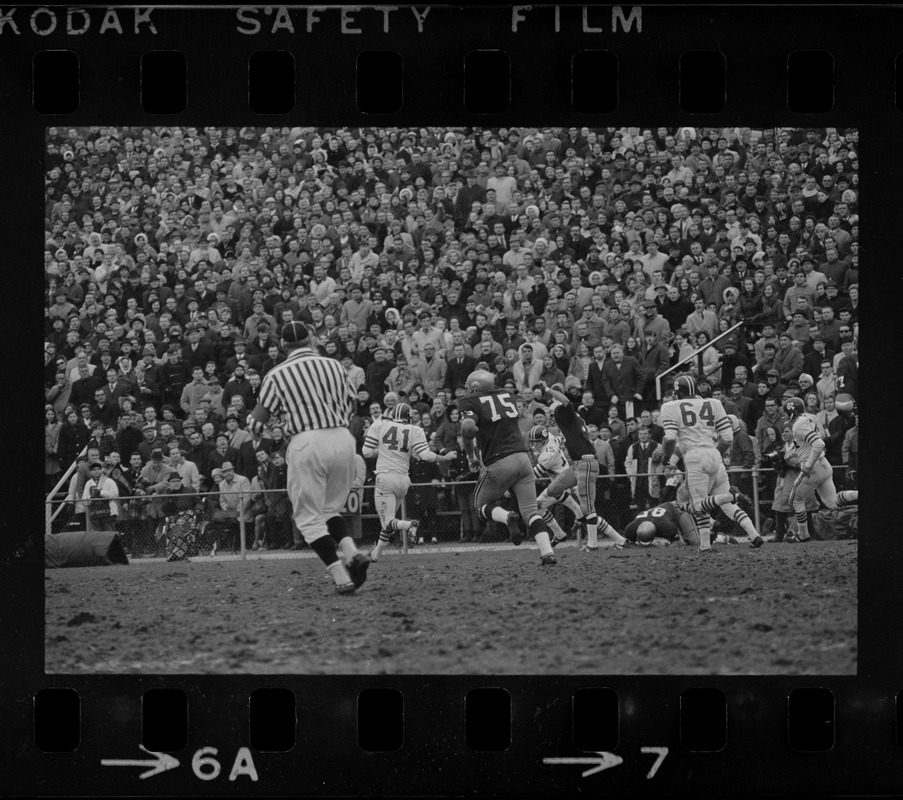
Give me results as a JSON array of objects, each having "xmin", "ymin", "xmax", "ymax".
[{"xmin": 44, "ymin": 540, "xmax": 856, "ymax": 675}]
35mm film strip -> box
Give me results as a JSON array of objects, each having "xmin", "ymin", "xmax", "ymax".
[{"xmin": 2, "ymin": 2, "xmax": 901, "ymax": 796}]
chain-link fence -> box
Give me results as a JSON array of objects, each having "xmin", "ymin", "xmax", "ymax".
[{"xmin": 45, "ymin": 465, "xmax": 857, "ymax": 560}]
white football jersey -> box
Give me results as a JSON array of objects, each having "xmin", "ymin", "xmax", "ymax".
[
  {"xmin": 660, "ymin": 396, "xmax": 733, "ymax": 452},
  {"xmin": 791, "ymin": 413, "xmax": 826, "ymax": 465},
  {"xmin": 533, "ymin": 434, "xmax": 570, "ymax": 478},
  {"xmin": 363, "ymin": 418, "xmax": 431, "ymax": 475}
]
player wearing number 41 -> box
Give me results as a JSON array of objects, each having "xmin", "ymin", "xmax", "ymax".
[
  {"xmin": 363, "ymin": 402, "xmax": 456, "ymax": 562},
  {"xmin": 533, "ymin": 381, "xmax": 626, "ymax": 551},
  {"xmin": 660, "ymin": 375, "xmax": 764, "ymax": 552},
  {"xmin": 457, "ymin": 370, "xmax": 558, "ymax": 565},
  {"xmin": 784, "ymin": 395, "xmax": 858, "ymax": 543}
]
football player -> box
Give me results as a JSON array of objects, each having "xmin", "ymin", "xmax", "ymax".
[
  {"xmin": 660, "ymin": 375, "xmax": 763, "ymax": 552},
  {"xmin": 363, "ymin": 402, "xmax": 456, "ymax": 562},
  {"xmin": 625, "ymin": 490, "xmax": 753, "ymax": 547},
  {"xmin": 458, "ymin": 370, "xmax": 558, "ymax": 565},
  {"xmin": 528, "ymin": 425, "xmax": 585, "ymax": 546},
  {"xmin": 785, "ymin": 396, "xmax": 858, "ymax": 543},
  {"xmin": 536, "ymin": 382, "xmax": 626, "ymax": 550}
]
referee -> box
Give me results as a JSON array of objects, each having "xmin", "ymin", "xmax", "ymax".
[{"xmin": 247, "ymin": 321, "xmax": 371, "ymax": 594}]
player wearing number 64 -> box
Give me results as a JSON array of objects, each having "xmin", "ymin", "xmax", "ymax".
[
  {"xmin": 660, "ymin": 375, "xmax": 764, "ymax": 553},
  {"xmin": 457, "ymin": 370, "xmax": 558, "ymax": 565}
]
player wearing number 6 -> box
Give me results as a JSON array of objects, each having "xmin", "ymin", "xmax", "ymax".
[
  {"xmin": 363, "ymin": 402, "xmax": 456, "ymax": 561},
  {"xmin": 457, "ymin": 370, "xmax": 558, "ymax": 565},
  {"xmin": 660, "ymin": 375, "xmax": 763, "ymax": 552}
]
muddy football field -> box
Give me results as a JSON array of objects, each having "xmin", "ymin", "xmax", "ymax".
[{"xmin": 45, "ymin": 540, "xmax": 856, "ymax": 675}]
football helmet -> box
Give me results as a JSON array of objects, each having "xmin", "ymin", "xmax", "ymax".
[
  {"xmin": 783, "ymin": 396, "xmax": 805, "ymax": 419},
  {"xmin": 465, "ymin": 369, "xmax": 496, "ymax": 394},
  {"xmin": 389, "ymin": 403, "xmax": 413, "ymax": 423},
  {"xmin": 528, "ymin": 425, "xmax": 549, "ymax": 445},
  {"xmin": 673, "ymin": 374, "xmax": 697, "ymax": 398},
  {"xmin": 636, "ymin": 521, "xmax": 657, "ymax": 545},
  {"xmin": 834, "ymin": 392, "xmax": 856, "ymax": 414}
]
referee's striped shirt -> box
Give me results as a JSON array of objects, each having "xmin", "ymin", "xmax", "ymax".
[{"xmin": 257, "ymin": 348, "xmax": 355, "ymax": 435}]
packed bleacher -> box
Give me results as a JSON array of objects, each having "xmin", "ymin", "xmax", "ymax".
[{"xmin": 44, "ymin": 126, "xmax": 859, "ymax": 548}]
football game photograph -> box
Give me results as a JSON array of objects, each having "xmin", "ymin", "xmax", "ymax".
[{"xmin": 43, "ymin": 124, "xmax": 859, "ymax": 674}]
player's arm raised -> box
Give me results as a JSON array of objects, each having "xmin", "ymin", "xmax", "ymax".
[{"xmin": 540, "ymin": 381, "xmax": 569, "ymax": 406}]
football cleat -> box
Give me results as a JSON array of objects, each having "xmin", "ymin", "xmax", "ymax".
[
  {"xmin": 506, "ymin": 511, "xmax": 524, "ymax": 546},
  {"xmin": 348, "ymin": 552, "xmax": 371, "ymax": 589},
  {"xmin": 698, "ymin": 547, "xmax": 721, "ymax": 554},
  {"xmin": 407, "ymin": 519, "xmax": 420, "ymax": 547},
  {"xmin": 616, "ymin": 539, "xmax": 638, "ymax": 549},
  {"xmin": 750, "ymin": 535, "xmax": 765, "ymax": 548},
  {"xmin": 335, "ymin": 582, "xmax": 356, "ymax": 595},
  {"xmin": 540, "ymin": 553, "xmax": 558, "ymax": 566},
  {"xmin": 730, "ymin": 487, "xmax": 753, "ymax": 506}
]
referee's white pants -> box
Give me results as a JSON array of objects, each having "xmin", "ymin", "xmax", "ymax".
[{"xmin": 286, "ymin": 427, "xmax": 356, "ymax": 545}]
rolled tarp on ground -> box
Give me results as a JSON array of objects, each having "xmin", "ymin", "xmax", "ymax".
[{"xmin": 45, "ymin": 531, "xmax": 129, "ymax": 568}]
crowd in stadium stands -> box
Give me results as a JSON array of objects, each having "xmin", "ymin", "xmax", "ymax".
[{"xmin": 44, "ymin": 125, "xmax": 859, "ymax": 545}]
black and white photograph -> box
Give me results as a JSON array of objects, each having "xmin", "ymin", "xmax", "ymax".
[{"xmin": 42, "ymin": 123, "xmax": 859, "ymax": 674}]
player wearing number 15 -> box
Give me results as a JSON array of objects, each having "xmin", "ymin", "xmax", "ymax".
[
  {"xmin": 660, "ymin": 375, "xmax": 761, "ymax": 552},
  {"xmin": 457, "ymin": 370, "xmax": 558, "ymax": 565},
  {"xmin": 363, "ymin": 402, "xmax": 456, "ymax": 561}
]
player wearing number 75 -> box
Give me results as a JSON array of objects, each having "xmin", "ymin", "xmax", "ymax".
[
  {"xmin": 660, "ymin": 375, "xmax": 763, "ymax": 553},
  {"xmin": 363, "ymin": 402, "xmax": 456, "ymax": 562},
  {"xmin": 457, "ymin": 370, "xmax": 558, "ymax": 565}
]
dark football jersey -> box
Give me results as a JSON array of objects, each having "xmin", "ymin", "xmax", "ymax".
[
  {"xmin": 457, "ymin": 389, "xmax": 527, "ymax": 466},
  {"xmin": 552, "ymin": 400, "xmax": 595, "ymax": 460},
  {"xmin": 623, "ymin": 502, "xmax": 682, "ymax": 542}
]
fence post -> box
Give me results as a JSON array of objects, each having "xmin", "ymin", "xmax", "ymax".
[
  {"xmin": 45, "ymin": 500, "xmax": 52, "ymax": 538},
  {"xmin": 751, "ymin": 468, "xmax": 761, "ymax": 535},
  {"xmin": 239, "ymin": 499, "xmax": 247, "ymax": 560},
  {"xmin": 85, "ymin": 498, "xmax": 92, "ymax": 533},
  {"xmin": 399, "ymin": 495, "xmax": 409, "ymax": 555}
]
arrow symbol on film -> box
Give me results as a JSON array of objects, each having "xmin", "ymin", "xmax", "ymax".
[
  {"xmin": 101, "ymin": 744, "xmax": 180, "ymax": 779},
  {"xmin": 543, "ymin": 750, "xmax": 624, "ymax": 777}
]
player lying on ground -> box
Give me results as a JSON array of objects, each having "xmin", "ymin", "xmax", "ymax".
[
  {"xmin": 533, "ymin": 381, "xmax": 626, "ymax": 550},
  {"xmin": 457, "ymin": 369, "xmax": 558, "ymax": 566},
  {"xmin": 625, "ymin": 489, "xmax": 757, "ymax": 547},
  {"xmin": 363, "ymin": 402, "xmax": 456, "ymax": 562},
  {"xmin": 660, "ymin": 375, "xmax": 763, "ymax": 552},
  {"xmin": 784, "ymin": 396, "xmax": 858, "ymax": 543}
]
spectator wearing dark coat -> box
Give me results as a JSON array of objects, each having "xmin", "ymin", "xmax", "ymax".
[
  {"xmin": 600, "ymin": 344, "xmax": 644, "ymax": 413},
  {"xmin": 445, "ymin": 343, "xmax": 477, "ymax": 393},
  {"xmin": 237, "ymin": 433, "xmax": 274, "ymax": 480},
  {"xmin": 181, "ymin": 327, "xmax": 216, "ymax": 371},
  {"xmin": 772, "ymin": 332, "xmax": 804, "ymax": 383}
]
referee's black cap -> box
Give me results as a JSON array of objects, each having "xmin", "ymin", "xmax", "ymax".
[{"xmin": 281, "ymin": 321, "xmax": 310, "ymax": 345}]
